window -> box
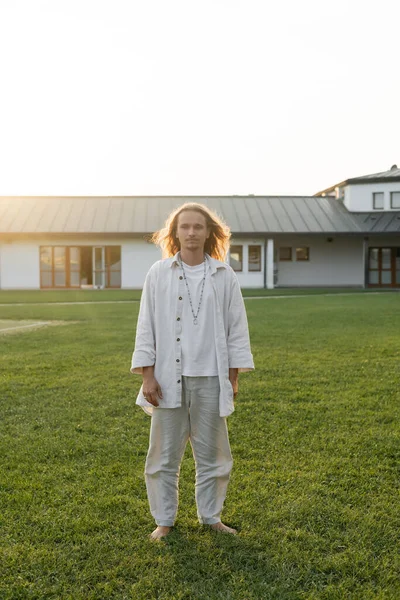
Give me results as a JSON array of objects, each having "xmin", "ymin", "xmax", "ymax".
[
  {"xmin": 368, "ymin": 247, "xmax": 399, "ymax": 286},
  {"xmin": 390, "ymin": 192, "xmax": 400, "ymax": 209},
  {"xmin": 106, "ymin": 246, "xmax": 122, "ymax": 288},
  {"xmin": 93, "ymin": 247, "xmax": 104, "ymax": 287},
  {"xmin": 54, "ymin": 247, "xmax": 66, "ymax": 287},
  {"xmin": 40, "ymin": 247, "xmax": 52, "ymax": 288},
  {"xmin": 373, "ymin": 192, "xmax": 384, "ymax": 210},
  {"xmin": 248, "ymin": 245, "xmax": 261, "ymax": 271},
  {"xmin": 296, "ymin": 247, "xmax": 310, "ymax": 261},
  {"xmin": 69, "ymin": 247, "xmax": 80, "ymax": 287},
  {"xmin": 41, "ymin": 246, "xmax": 82, "ymax": 288},
  {"xmin": 40, "ymin": 246, "xmax": 121, "ymax": 288},
  {"xmin": 279, "ymin": 247, "xmax": 292, "ymax": 261},
  {"xmin": 229, "ymin": 245, "xmax": 243, "ymax": 271}
]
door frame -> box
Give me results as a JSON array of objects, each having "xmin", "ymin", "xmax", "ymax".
[
  {"xmin": 92, "ymin": 246, "xmax": 105, "ymax": 289},
  {"xmin": 367, "ymin": 247, "xmax": 400, "ymax": 287}
]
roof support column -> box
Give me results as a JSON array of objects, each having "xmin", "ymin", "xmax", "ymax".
[{"xmin": 266, "ymin": 238, "xmax": 274, "ymax": 289}]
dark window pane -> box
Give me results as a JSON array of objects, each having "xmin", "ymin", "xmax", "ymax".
[
  {"xmin": 40, "ymin": 247, "xmax": 52, "ymax": 270},
  {"xmin": 70, "ymin": 272, "xmax": 80, "ymax": 286},
  {"xmin": 279, "ymin": 247, "xmax": 292, "ymax": 261},
  {"xmin": 230, "ymin": 245, "xmax": 242, "ymax": 271},
  {"xmin": 382, "ymin": 248, "xmax": 391, "ymax": 269},
  {"xmin": 373, "ymin": 192, "xmax": 384, "ymax": 210},
  {"xmin": 369, "ymin": 248, "xmax": 379, "ymax": 269},
  {"xmin": 296, "ymin": 247, "xmax": 310, "ymax": 261},
  {"xmin": 54, "ymin": 271, "xmax": 66, "ymax": 286},
  {"xmin": 391, "ymin": 192, "xmax": 400, "ymax": 209},
  {"xmin": 396, "ymin": 249, "xmax": 400, "ymax": 283},
  {"xmin": 41, "ymin": 271, "xmax": 52, "ymax": 287},
  {"xmin": 69, "ymin": 247, "xmax": 80, "ymax": 270},
  {"xmin": 369, "ymin": 271, "xmax": 379, "ymax": 284},
  {"xmin": 248, "ymin": 246, "xmax": 261, "ymax": 271},
  {"xmin": 109, "ymin": 271, "xmax": 121, "ymax": 287},
  {"xmin": 106, "ymin": 246, "xmax": 121, "ymax": 270},
  {"xmin": 54, "ymin": 247, "xmax": 66, "ymax": 271},
  {"xmin": 94, "ymin": 271, "xmax": 103, "ymax": 287},
  {"xmin": 94, "ymin": 248, "xmax": 103, "ymax": 270}
]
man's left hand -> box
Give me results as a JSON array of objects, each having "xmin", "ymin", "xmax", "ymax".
[{"xmin": 229, "ymin": 368, "xmax": 239, "ymax": 398}]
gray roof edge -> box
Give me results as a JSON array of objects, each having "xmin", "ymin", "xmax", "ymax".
[
  {"xmin": 1, "ymin": 229, "xmax": 384, "ymax": 237},
  {"xmin": 315, "ymin": 168, "xmax": 400, "ymax": 196},
  {"xmin": 346, "ymin": 176, "xmax": 400, "ymax": 185},
  {"xmin": 0, "ymin": 194, "xmax": 322, "ymax": 200},
  {"xmin": 352, "ymin": 211, "xmax": 400, "ymax": 215}
]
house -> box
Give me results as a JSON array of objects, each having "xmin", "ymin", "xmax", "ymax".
[
  {"xmin": 315, "ymin": 164, "xmax": 400, "ymax": 288},
  {"xmin": 0, "ymin": 166, "xmax": 399, "ymax": 290}
]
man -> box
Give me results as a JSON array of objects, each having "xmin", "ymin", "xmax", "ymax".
[{"xmin": 131, "ymin": 202, "xmax": 254, "ymax": 540}]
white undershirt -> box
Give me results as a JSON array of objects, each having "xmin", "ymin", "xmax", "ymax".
[{"xmin": 180, "ymin": 260, "xmax": 218, "ymax": 377}]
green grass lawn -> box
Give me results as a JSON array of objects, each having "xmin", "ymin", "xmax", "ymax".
[
  {"xmin": 0, "ymin": 287, "xmax": 396, "ymax": 305},
  {"xmin": 0, "ymin": 292, "xmax": 399, "ymax": 599}
]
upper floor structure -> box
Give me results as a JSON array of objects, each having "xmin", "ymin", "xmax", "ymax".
[{"xmin": 315, "ymin": 165, "xmax": 400, "ymax": 213}]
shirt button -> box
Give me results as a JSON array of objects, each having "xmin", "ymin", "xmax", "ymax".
[
  {"xmin": 177, "ymin": 379, "xmax": 181, "ymax": 384},
  {"xmin": 179, "ymin": 276, "xmax": 183, "ymax": 280},
  {"xmin": 177, "ymin": 338, "xmax": 180, "ymax": 342},
  {"xmin": 179, "ymin": 296, "xmax": 182, "ymax": 300},
  {"xmin": 177, "ymin": 317, "xmax": 180, "ymax": 321},
  {"xmin": 176, "ymin": 359, "xmax": 180, "ymax": 362}
]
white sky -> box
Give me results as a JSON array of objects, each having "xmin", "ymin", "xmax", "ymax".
[{"xmin": 0, "ymin": 0, "xmax": 399, "ymax": 196}]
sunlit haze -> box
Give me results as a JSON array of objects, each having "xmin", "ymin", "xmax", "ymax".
[{"xmin": 0, "ymin": 0, "xmax": 399, "ymax": 196}]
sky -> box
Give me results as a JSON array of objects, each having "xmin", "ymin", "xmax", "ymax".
[{"xmin": 0, "ymin": 0, "xmax": 399, "ymax": 197}]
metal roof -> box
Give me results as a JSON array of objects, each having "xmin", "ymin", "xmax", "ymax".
[
  {"xmin": 0, "ymin": 195, "xmax": 369, "ymax": 236},
  {"xmin": 348, "ymin": 165, "xmax": 400, "ymax": 182},
  {"xmin": 352, "ymin": 211, "xmax": 400, "ymax": 233},
  {"xmin": 315, "ymin": 165, "xmax": 400, "ymax": 196}
]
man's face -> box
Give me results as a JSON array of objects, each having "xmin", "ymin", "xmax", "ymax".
[{"xmin": 176, "ymin": 210, "xmax": 210, "ymax": 252}]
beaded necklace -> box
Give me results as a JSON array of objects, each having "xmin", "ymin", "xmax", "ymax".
[{"xmin": 179, "ymin": 254, "xmax": 207, "ymax": 325}]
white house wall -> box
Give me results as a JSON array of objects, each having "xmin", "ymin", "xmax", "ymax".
[
  {"xmin": 126, "ymin": 237, "xmax": 267, "ymax": 288},
  {"xmin": 275, "ymin": 236, "xmax": 364, "ymax": 287},
  {"xmin": 2, "ymin": 234, "xmax": 397, "ymax": 290},
  {"xmin": 0, "ymin": 243, "xmax": 40, "ymax": 289},
  {"xmin": 122, "ymin": 241, "xmax": 161, "ymax": 288},
  {"xmin": 366, "ymin": 235, "xmax": 400, "ymax": 247},
  {"xmin": 344, "ymin": 182, "xmax": 400, "ymax": 212},
  {"xmin": 0, "ymin": 237, "xmax": 161, "ymax": 290}
]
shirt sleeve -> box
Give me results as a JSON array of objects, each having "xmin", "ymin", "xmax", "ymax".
[
  {"xmin": 227, "ymin": 269, "xmax": 255, "ymax": 372},
  {"xmin": 130, "ymin": 265, "xmax": 157, "ymax": 374}
]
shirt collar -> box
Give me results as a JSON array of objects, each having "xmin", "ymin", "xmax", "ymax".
[{"xmin": 170, "ymin": 252, "xmax": 228, "ymax": 274}]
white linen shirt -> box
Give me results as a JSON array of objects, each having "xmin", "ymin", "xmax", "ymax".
[{"xmin": 130, "ymin": 252, "xmax": 254, "ymax": 417}]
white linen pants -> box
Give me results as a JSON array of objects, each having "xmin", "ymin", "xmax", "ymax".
[{"xmin": 144, "ymin": 376, "xmax": 233, "ymax": 526}]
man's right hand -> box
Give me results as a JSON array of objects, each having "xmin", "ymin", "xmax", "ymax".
[{"xmin": 142, "ymin": 367, "xmax": 163, "ymax": 407}]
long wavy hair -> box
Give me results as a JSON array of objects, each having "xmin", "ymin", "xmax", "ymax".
[{"xmin": 151, "ymin": 202, "xmax": 231, "ymax": 261}]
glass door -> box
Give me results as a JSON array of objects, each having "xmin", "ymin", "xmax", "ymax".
[
  {"xmin": 368, "ymin": 248, "xmax": 400, "ymax": 287},
  {"xmin": 54, "ymin": 247, "xmax": 67, "ymax": 287},
  {"xmin": 380, "ymin": 248, "xmax": 392, "ymax": 286},
  {"xmin": 105, "ymin": 246, "xmax": 122, "ymax": 288},
  {"xmin": 93, "ymin": 247, "xmax": 105, "ymax": 289},
  {"xmin": 69, "ymin": 247, "xmax": 81, "ymax": 288}
]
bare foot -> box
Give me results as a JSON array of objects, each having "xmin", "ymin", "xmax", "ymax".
[
  {"xmin": 150, "ymin": 526, "xmax": 171, "ymax": 540},
  {"xmin": 210, "ymin": 522, "xmax": 237, "ymax": 535}
]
